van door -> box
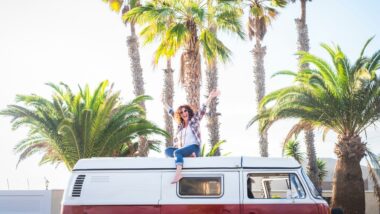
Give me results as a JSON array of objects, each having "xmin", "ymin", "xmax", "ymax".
[
  {"xmin": 242, "ymin": 171, "xmax": 319, "ymax": 214},
  {"xmin": 160, "ymin": 170, "xmax": 240, "ymax": 214}
]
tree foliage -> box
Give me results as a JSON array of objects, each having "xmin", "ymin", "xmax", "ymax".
[
  {"xmin": 248, "ymin": 38, "xmax": 380, "ymax": 138},
  {"xmin": 124, "ymin": 0, "xmax": 245, "ymax": 67},
  {"xmin": 1, "ymin": 81, "xmax": 167, "ymax": 170}
]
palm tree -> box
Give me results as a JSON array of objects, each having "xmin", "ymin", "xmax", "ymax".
[
  {"xmin": 203, "ymin": 0, "xmax": 243, "ymax": 155},
  {"xmin": 366, "ymin": 150, "xmax": 380, "ymax": 212},
  {"xmin": 290, "ymin": 0, "xmax": 312, "ymax": 57},
  {"xmin": 125, "ymin": 0, "xmax": 244, "ymax": 111},
  {"xmin": 289, "ymin": 0, "xmax": 319, "ymax": 191},
  {"xmin": 200, "ymin": 140, "xmax": 231, "ymax": 157},
  {"xmin": 284, "ymin": 138, "xmax": 305, "ymax": 164},
  {"xmin": 246, "ymin": 0, "xmax": 286, "ymax": 157},
  {"xmin": 1, "ymin": 81, "xmax": 167, "ymax": 171},
  {"xmin": 248, "ymin": 39, "xmax": 380, "ymax": 213},
  {"xmin": 316, "ymin": 158, "xmax": 327, "ymax": 188},
  {"xmin": 162, "ymin": 59, "xmax": 175, "ymax": 147},
  {"xmin": 284, "ymin": 139, "xmax": 327, "ymax": 190},
  {"xmin": 103, "ymin": 0, "xmax": 150, "ymax": 156}
]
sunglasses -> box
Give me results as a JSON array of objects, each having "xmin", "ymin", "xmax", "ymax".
[{"xmin": 180, "ymin": 109, "xmax": 188, "ymax": 114}]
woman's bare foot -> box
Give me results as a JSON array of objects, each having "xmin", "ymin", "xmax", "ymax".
[{"xmin": 171, "ymin": 173, "xmax": 183, "ymax": 184}]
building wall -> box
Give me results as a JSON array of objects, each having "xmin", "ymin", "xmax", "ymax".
[{"xmin": 0, "ymin": 190, "xmax": 62, "ymax": 214}]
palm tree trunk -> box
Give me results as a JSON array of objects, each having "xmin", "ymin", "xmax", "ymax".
[
  {"xmin": 163, "ymin": 59, "xmax": 174, "ymax": 147},
  {"xmin": 332, "ymin": 135, "xmax": 366, "ymax": 214},
  {"xmin": 304, "ymin": 129, "xmax": 321, "ymax": 192},
  {"xmin": 206, "ymin": 61, "xmax": 220, "ymax": 156},
  {"xmin": 127, "ymin": 23, "xmax": 148, "ymax": 157},
  {"xmin": 181, "ymin": 51, "xmax": 201, "ymax": 111},
  {"xmin": 252, "ymin": 39, "xmax": 268, "ymax": 157},
  {"xmin": 295, "ymin": 0, "xmax": 320, "ymax": 191},
  {"xmin": 181, "ymin": 22, "xmax": 201, "ymax": 111},
  {"xmin": 205, "ymin": 16, "xmax": 220, "ymax": 155}
]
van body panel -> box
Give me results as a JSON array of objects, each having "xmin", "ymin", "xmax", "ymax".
[
  {"xmin": 64, "ymin": 171, "xmax": 161, "ymax": 205},
  {"xmin": 62, "ymin": 157, "xmax": 329, "ymax": 214},
  {"xmin": 243, "ymin": 204, "xmax": 320, "ymax": 214},
  {"xmin": 316, "ymin": 203, "xmax": 330, "ymax": 214}
]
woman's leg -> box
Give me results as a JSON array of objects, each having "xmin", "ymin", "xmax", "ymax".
[
  {"xmin": 165, "ymin": 147, "xmax": 177, "ymax": 157},
  {"xmin": 171, "ymin": 145, "xmax": 200, "ymax": 183}
]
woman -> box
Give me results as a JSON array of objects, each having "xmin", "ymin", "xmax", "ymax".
[{"xmin": 164, "ymin": 89, "xmax": 220, "ymax": 183}]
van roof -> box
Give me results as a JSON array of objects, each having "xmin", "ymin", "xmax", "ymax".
[{"xmin": 73, "ymin": 156, "xmax": 300, "ymax": 171}]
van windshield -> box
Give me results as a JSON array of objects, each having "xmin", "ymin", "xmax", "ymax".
[{"xmin": 301, "ymin": 168, "xmax": 322, "ymax": 198}]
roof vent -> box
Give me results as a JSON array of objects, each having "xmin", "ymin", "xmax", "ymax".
[{"xmin": 72, "ymin": 175, "xmax": 86, "ymax": 197}]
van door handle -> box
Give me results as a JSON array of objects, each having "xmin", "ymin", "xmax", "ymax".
[{"xmin": 249, "ymin": 212, "xmax": 256, "ymax": 214}]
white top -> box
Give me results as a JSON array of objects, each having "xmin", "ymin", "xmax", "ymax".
[
  {"xmin": 178, "ymin": 126, "xmax": 198, "ymax": 147},
  {"xmin": 73, "ymin": 157, "xmax": 300, "ymax": 171}
]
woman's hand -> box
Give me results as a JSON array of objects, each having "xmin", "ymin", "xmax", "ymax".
[
  {"xmin": 206, "ymin": 89, "xmax": 221, "ymax": 106},
  {"xmin": 161, "ymin": 93, "xmax": 172, "ymax": 112}
]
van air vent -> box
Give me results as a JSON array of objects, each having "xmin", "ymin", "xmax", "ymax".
[{"xmin": 72, "ymin": 175, "xmax": 86, "ymax": 197}]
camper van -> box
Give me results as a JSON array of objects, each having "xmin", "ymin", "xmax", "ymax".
[{"xmin": 62, "ymin": 157, "xmax": 330, "ymax": 214}]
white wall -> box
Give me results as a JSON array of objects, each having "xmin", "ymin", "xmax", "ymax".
[{"xmin": 0, "ymin": 190, "xmax": 62, "ymax": 214}]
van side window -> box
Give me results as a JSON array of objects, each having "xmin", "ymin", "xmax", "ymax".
[
  {"xmin": 247, "ymin": 173, "xmax": 306, "ymax": 199},
  {"xmin": 178, "ymin": 176, "xmax": 222, "ymax": 197}
]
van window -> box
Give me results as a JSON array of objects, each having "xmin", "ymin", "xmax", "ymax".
[
  {"xmin": 301, "ymin": 168, "xmax": 322, "ymax": 198},
  {"xmin": 178, "ymin": 176, "xmax": 222, "ymax": 197},
  {"xmin": 247, "ymin": 173, "xmax": 306, "ymax": 199}
]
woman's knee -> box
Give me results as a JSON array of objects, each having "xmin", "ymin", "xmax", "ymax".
[
  {"xmin": 174, "ymin": 149, "xmax": 182, "ymax": 157},
  {"xmin": 165, "ymin": 147, "xmax": 176, "ymax": 157}
]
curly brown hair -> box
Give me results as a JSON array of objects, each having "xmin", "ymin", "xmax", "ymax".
[{"xmin": 174, "ymin": 105, "xmax": 194, "ymax": 125}]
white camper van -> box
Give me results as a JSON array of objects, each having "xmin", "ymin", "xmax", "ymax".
[{"xmin": 62, "ymin": 156, "xmax": 330, "ymax": 214}]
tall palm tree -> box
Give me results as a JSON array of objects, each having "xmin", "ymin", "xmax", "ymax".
[
  {"xmin": 289, "ymin": 0, "xmax": 319, "ymax": 191},
  {"xmin": 203, "ymin": 0, "xmax": 243, "ymax": 155},
  {"xmin": 291, "ymin": 0, "xmax": 312, "ymax": 56},
  {"xmin": 162, "ymin": 59, "xmax": 175, "ymax": 147},
  {"xmin": 1, "ymin": 81, "xmax": 167, "ymax": 170},
  {"xmin": 248, "ymin": 39, "xmax": 380, "ymax": 213},
  {"xmin": 103, "ymin": 0, "xmax": 150, "ymax": 156},
  {"xmin": 125, "ymin": 0, "xmax": 244, "ymax": 111},
  {"xmin": 246, "ymin": 0, "xmax": 286, "ymax": 157}
]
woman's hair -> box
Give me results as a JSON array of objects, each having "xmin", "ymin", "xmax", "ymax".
[{"xmin": 174, "ymin": 105, "xmax": 194, "ymax": 125}]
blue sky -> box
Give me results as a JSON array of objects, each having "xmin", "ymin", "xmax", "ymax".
[{"xmin": 0, "ymin": 0, "xmax": 380, "ymax": 189}]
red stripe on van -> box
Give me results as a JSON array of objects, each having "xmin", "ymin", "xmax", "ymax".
[
  {"xmin": 243, "ymin": 204, "xmax": 320, "ymax": 214},
  {"xmin": 63, "ymin": 204, "xmax": 325, "ymax": 214}
]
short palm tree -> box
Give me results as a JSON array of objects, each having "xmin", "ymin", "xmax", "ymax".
[
  {"xmin": 124, "ymin": 0, "xmax": 244, "ymax": 111},
  {"xmin": 248, "ymin": 39, "xmax": 380, "ymax": 213},
  {"xmin": 1, "ymin": 81, "xmax": 167, "ymax": 171},
  {"xmin": 316, "ymin": 158, "xmax": 327, "ymax": 187},
  {"xmin": 283, "ymin": 138, "xmax": 305, "ymax": 164},
  {"xmin": 200, "ymin": 140, "xmax": 231, "ymax": 157},
  {"xmin": 284, "ymin": 138, "xmax": 327, "ymax": 189},
  {"xmin": 246, "ymin": 0, "xmax": 286, "ymax": 157}
]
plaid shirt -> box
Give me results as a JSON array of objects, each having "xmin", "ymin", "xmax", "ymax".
[{"xmin": 168, "ymin": 104, "xmax": 207, "ymax": 146}]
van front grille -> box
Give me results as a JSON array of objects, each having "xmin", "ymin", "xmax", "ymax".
[{"xmin": 72, "ymin": 175, "xmax": 86, "ymax": 197}]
